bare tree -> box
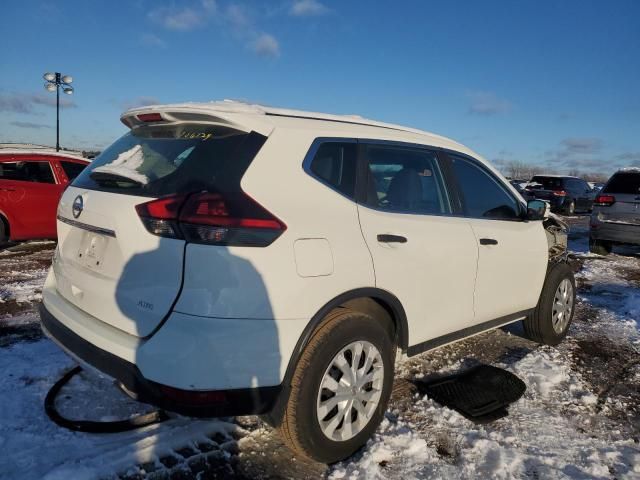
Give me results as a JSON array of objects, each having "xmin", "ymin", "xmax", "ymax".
[{"xmin": 506, "ymin": 160, "xmax": 529, "ymax": 180}]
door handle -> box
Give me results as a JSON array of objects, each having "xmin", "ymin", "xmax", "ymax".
[
  {"xmin": 377, "ymin": 234, "xmax": 407, "ymax": 243},
  {"xmin": 479, "ymin": 238, "xmax": 498, "ymax": 245},
  {"xmin": 0, "ymin": 187, "xmax": 15, "ymax": 192}
]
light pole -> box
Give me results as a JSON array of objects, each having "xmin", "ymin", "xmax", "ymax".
[{"xmin": 43, "ymin": 72, "xmax": 74, "ymax": 152}]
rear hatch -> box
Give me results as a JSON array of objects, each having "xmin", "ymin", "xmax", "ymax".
[
  {"xmin": 53, "ymin": 119, "xmax": 268, "ymax": 337},
  {"xmin": 595, "ymin": 171, "xmax": 640, "ymax": 225}
]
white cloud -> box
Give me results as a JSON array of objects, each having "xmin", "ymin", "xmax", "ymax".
[
  {"xmin": 146, "ymin": 1, "xmax": 280, "ymax": 59},
  {"xmin": 290, "ymin": 0, "xmax": 328, "ymax": 16},
  {"xmin": 0, "ymin": 92, "xmax": 76, "ymax": 114},
  {"xmin": 120, "ymin": 97, "xmax": 161, "ymax": 111},
  {"xmin": 148, "ymin": 0, "xmax": 217, "ymax": 31},
  {"xmin": 467, "ymin": 91, "xmax": 512, "ymax": 116},
  {"xmin": 140, "ymin": 33, "xmax": 166, "ymax": 48},
  {"xmin": 226, "ymin": 4, "xmax": 250, "ymax": 29},
  {"xmin": 252, "ymin": 33, "xmax": 280, "ymax": 58},
  {"xmin": 10, "ymin": 121, "xmax": 51, "ymax": 130},
  {"xmin": 560, "ymin": 137, "xmax": 602, "ymax": 154}
]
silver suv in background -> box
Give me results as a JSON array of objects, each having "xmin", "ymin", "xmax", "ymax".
[{"xmin": 590, "ymin": 168, "xmax": 640, "ymax": 254}]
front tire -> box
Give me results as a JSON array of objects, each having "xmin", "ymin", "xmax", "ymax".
[
  {"xmin": 0, "ymin": 219, "xmax": 7, "ymax": 245},
  {"xmin": 589, "ymin": 237, "xmax": 612, "ymax": 255},
  {"xmin": 278, "ymin": 308, "xmax": 396, "ymax": 463},
  {"xmin": 524, "ymin": 262, "xmax": 576, "ymax": 346},
  {"xmin": 565, "ymin": 200, "xmax": 576, "ymax": 215}
]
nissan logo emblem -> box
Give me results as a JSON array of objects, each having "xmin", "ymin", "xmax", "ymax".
[{"xmin": 72, "ymin": 195, "xmax": 84, "ymax": 219}]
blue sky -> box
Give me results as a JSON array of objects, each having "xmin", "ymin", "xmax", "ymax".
[{"xmin": 1, "ymin": 0, "xmax": 639, "ymax": 175}]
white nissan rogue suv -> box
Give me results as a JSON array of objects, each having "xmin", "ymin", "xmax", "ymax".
[{"xmin": 40, "ymin": 101, "xmax": 575, "ymax": 463}]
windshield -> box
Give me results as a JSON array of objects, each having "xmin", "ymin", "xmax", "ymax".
[{"xmin": 72, "ymin": 125, "xmax": 266, "ymax": 197}]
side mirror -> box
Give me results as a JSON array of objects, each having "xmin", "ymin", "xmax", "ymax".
[{"xmin": 526, "ymin": 199, "xmax": 549, "ymax": 220}]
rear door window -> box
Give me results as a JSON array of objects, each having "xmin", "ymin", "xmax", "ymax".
[
  {"xmin": 308, "ymin": 142, "xmax": 357, "ymax": 198},
  {"xmin": 72, "ymin": 126, "xmax": 266, "ymax": 197},
  {"xmin": 449, "ymin": 155, "xmax": 522, "ymax": 220},
  {"xmin": 362, "ymin": 144, "xmax": 450, "ymax": 215},
  {"xmin": 0, "ymin": 160, "xmax": 55, "ymax": 184},
  {"xmin": 603, "ymin": 172, "xmax": 640, "ymax": 194},
  {"xmin": 60, "ymin": 161, "xmax": 87, "ymax": 181}
]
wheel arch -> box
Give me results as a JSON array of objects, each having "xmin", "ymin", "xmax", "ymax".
[
  {"xmin": 0, "ymin": 209, "xmax": 10, "ymax": 240},
  {"xmin": 283, "ymin": 288, "xmax": 408, "ymax": 387}
]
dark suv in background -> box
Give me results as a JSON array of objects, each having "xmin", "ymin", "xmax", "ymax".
[
  {"xmin": 526, "ymin": 175, "xmax": 596, "ymax": 214},
  {"xmin": 590, "ymin": 168, "xmax": 640, "ymax": 254}
]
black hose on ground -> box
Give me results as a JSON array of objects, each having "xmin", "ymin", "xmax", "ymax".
[{"xmin": 45, "ymin": 365, "xmax": 169, "ymax": 433}]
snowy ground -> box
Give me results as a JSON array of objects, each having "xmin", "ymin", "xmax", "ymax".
[{"xmin": 0, "ymin": 216, "xmax": 638, "ymax": 479}]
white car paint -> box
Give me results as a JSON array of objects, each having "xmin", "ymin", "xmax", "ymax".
[{"xmin": 43, "ymin": 101, "xmax": 549, "ymax": 393}]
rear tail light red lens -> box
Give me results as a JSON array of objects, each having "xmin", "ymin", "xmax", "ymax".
[
  {"xmin": 552, "ymin": 190, "xmax": 567, "ymax": 196},
  {"xmin": 137, "ymin": 113, "xmax": 164, "ymax": 122},
  {"xmin": 594, "ymin": 194, "xmax": 616, "ymax": 206},
  {"xmin": 135, "ymin": 191, "xmax": 286, "ymax": 247},
  {"xmin": 135, "ymin": 194, "xmax": 186, "ymax": 239}
]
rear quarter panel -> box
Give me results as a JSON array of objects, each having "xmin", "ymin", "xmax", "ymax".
[{"xmin": 173, "ymin": 128, "xmax": 376, "ymax": 321}]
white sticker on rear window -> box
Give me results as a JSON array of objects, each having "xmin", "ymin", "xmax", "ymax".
[{"xmin": 180, "ymin": 131, "xmax": 213, "ymax": 141}]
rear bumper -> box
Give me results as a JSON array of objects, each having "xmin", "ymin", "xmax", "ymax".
[
  {"xmin": 40, "ymin": 302, "xmax": 281, "ymax": 417},
  {"xmin": 590, "ymin": 221, "xmax": 640, "ymax": 245}
]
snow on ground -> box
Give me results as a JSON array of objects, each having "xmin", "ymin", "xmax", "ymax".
[
  {"xmin": 0, "ymin": 241, "xmax": 53, "ymax": 310},
  {"xmin": 0, "ymin": 339, "xmax": 237, "ymax": 480},
  {"xmin": 1, "ymin": 218, "xmax": 639, "ymax": 479}
]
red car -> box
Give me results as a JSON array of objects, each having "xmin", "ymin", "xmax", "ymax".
[{"xmin": 0, "ymin": 151, "xmax": 89, "ymax": 242}]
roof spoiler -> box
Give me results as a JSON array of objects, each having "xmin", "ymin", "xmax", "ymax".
[{"xmin": 120, "ymin": 106, "xmax": 273, "ymax": 136}]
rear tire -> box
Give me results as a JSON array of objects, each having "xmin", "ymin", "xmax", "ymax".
[
  {"xmin": 524, "ymin": 262, "xmax": 576, "ymax": 346},
  {"xmin": 589, "ymin": 237, "xmax": 612, "ymax": 255},
  {"xmin": 278, "ymin": 308, "xmax": 396, "ymax": 464},
  {"xmin": 0, "ymin": 218, "xmax": 7, "ymax": 245}
]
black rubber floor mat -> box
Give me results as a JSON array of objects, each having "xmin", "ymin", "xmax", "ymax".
[{"xmin": 413, "ymin": 365, "xmax": 526, "ymax": 423}]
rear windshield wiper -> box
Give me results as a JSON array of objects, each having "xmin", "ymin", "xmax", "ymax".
[{"xmin": 89, "ymin": 171, "xmax": 144, "ymax": 188}]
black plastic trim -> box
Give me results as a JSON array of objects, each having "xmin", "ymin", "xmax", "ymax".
[
  {"xmin": 39, "ymin": 303, "xmax": 281, "ymax": 417},
  {"xmin": 282, "ymin": 288, "xmax": 409, "ymax": 389},
  {"xmin": 407, "ymin": 309, "xmax": 532, "ymax": 357},
  {"xmin": 56, "ymin": 215, "xmax": 116, "ymax": 237},
  {"xmin": 265, "ymin": 112, "xmax": 411, "ymax": 132}
]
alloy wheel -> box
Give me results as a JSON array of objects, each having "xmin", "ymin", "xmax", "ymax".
[
  {"xmin": 552, "ymin": 278, "xmax": 574, "ymax": 334},
  {"xmin": 316, "ymin": 341, "xmax": 384, "ymax": 441}
]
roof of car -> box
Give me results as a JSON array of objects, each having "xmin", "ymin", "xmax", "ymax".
[
  {"xmin": 0, "ymin": 144, "xmax": 88, "ymax": 163},
  {"xmin": 531, "ymin": 174, "xmax": 580, "ymax": 179},
  {"xmin": 122, "ymin": 100, "xmax": 469, "ymax": 152},
  {"xmin": 616, "ymin": 167, "xmax": 640, "ymax": 173}
]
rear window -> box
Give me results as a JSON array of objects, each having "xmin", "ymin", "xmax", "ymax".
[
  {"xmin": 61, "ymin": 161, "xmax": 87, "ymax": 181},
  {"xmin": 530, "ymin": 176, "xmax": 565, "ymax": 190},
  {"xmin": 603, "ymin": 172, "xmax": 640, "ymax": 194},
  {"xmin": 72, "ymin": 125, "xmax": 266, "ymax": 197}
]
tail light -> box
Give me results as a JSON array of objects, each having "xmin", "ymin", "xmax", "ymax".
[
  {"xmin": 137, "ymin": 113, "xmax": 164, "ymax": 122},
  {"xmin": 135, "ymin": 191, "xmax": 286, "ymax": 247},
  {"xmin": 135, "ymin": 194, "xmax": 187, "ymax": 239},
  {"xmin": 552, "ymin": 190, "xmax": 567, "ymax": 196},
  {"xmin": 594, "ymin": 194, "xmax": 616, "ymax": 206}
]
